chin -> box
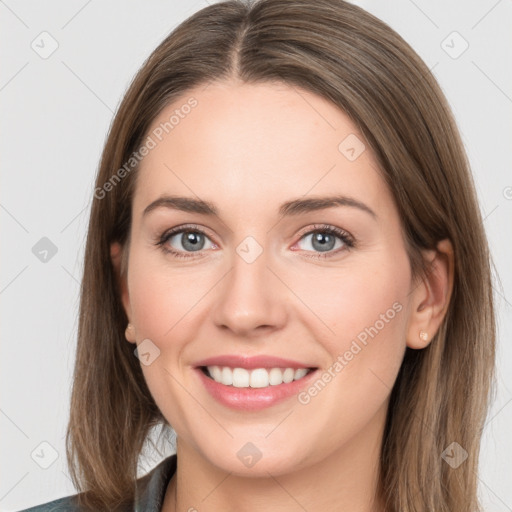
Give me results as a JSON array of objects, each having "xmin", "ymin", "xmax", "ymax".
[{"xmin": 195, "ymin": 439, "xmax": 308, "ymax": 478}]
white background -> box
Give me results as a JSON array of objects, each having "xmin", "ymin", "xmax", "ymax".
[{"xmin": 1, "ymin": 0, "xmax": 511, "ymax": 510}]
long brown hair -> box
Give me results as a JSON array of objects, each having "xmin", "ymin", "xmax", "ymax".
[{"xmin": 66, "ymin": 0, "xmax": 496, "ymax": 509}]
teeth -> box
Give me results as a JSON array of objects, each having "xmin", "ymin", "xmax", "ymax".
[
  {"xmin": 283, "ymin": 368, "xmax": 295, "ymax": 383},
  {"xmin": 232, "ymin": 368, "xmax": 250, "ymax": 388},
  {"xmin": 250, "ymin": 368, "xmax": 269, "ymax": 388},
  {"xmin": 269, "ymin": 368, "xmax": 283, "ymax": 386},
  {"xmin": 205, "ymin": 366, "xmax": 311, "ymax": 388},
  {"xmin": 221, "ymin": 366, "xmax": 232, "ymax": 385}
]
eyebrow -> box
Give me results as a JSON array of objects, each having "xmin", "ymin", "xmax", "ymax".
[{"xmin": 142, "ymin": 194, "xmax": 377, "ymax": 219}]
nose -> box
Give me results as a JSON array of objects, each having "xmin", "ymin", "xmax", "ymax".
[{"xmin": 212, "ymin": 242, "xmax": 288, "ymax": 337}]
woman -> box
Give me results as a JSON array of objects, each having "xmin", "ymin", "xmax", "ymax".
[{"xmin": 19, "ymin": 0, "xmax": 496, "ymax": 510}]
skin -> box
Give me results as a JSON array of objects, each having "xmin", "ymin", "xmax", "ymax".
[{"xmin": 111, "ymin": 78, "xmax": 453, "ymax": 511}]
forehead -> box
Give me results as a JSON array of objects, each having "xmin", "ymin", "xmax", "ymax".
[{"xmin": 132, "ymin": 79, "xmax": 389, "ymax": 219}]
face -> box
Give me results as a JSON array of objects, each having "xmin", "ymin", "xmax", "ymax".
[{"xmin": 113, "ymin": 79, "xmax": 420, "ymax": 477}]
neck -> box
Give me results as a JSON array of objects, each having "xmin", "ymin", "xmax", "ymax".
[{"xmin": 162, "ymin": 403, "xmax": 387, "ymax": 512}]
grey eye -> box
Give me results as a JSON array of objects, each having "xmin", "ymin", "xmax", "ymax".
[
  {"xmin": 168, "ymin": 231, "xmax": 212, "ymax": 252},
  {"xmin": 298, "ymin": 231, "xmax": 344, "ymax": 253}
]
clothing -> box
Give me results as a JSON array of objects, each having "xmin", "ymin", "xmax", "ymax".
[{"xmin": 17, "ymin": 454, "xmax": 177, "ymax": 512}]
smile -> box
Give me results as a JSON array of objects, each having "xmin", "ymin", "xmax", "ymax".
[{"xmin": 202, "ymin": 366, "xmax": 314, "ymax": 388}]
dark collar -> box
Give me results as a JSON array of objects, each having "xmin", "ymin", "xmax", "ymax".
[{"xmin": 134, "ymin": 454, "xmax": 177, "ymax": 511}]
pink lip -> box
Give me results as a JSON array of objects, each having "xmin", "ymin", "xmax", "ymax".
[
  {"xmin": 194, "ymin": 367, "xmax": 320, "ymax": 411},
  {"xmin": 194, "ymin": 354, "xmax": 315, "ymax": 370}
]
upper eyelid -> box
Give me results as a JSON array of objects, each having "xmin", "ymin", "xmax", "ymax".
[
  {"xmin": 163, "ymin": 224, "xmax": 216, "ymax": 242},
  {"xmin": 296, "ymin": 223, "xmax": 351, "ymax": 238}
]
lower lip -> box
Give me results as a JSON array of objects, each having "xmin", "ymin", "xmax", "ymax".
[{"xmin": 195, "ymin": 368, "xmax": 319, "ymax": 411}]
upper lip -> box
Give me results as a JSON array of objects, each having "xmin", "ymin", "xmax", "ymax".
[{"xmin": 194, "ymin": 354, "xmax": 317, "ymax": 370}]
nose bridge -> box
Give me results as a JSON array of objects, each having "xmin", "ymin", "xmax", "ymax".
[{"xmin": 212, "ymin": 234, "xmax": 286, "ymax": 334}]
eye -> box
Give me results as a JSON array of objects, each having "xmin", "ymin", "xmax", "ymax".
[
  {"xmin": 156, "ymin": 224, "xmax": 216, "ymax": 259},
  {"xmin": 294, "ymin": 224, "xmax": 355, "ymax": 258},
  {"xmin": 155, "ymin": 223, "xmax": 355, "ymax": 260}
]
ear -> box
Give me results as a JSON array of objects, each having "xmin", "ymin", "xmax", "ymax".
[
  {"xmin": 110, "ymin": 241, "xmax": 136, "ymax": 343},
  {"xmin": 406, "ymin": 239, "xmax": 454, "ymax": 349}
]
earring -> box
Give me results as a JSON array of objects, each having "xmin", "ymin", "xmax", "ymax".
[
  {"xmin": 125, "ymin": 323, "xmax": 135, "ymax": 341},
  {"xmin": 419, "ymin": 330, "xmax": 429, "ymax": 342}
]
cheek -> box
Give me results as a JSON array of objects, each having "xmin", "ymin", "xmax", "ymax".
[
  {"xmin": 126, "ymin": 251, "xmax": 218, "ymax": 420},
  {"xmin": 127, "ymin": 259, "xmax": 198, "ymax": 432},
  {"xmin": 295, "ymin": 253, "xmax": 410, "ymax": 354},
  {"xmin": 127, "ymin": 250, "xmax": 213, "ymax": 343},
  {"xmin": 287, "ymin": 261, "xmax": 410, "ymax": 455},
  {"xmin": 300, "ymin": 250, "xmax": 411, "ymax": 406}
]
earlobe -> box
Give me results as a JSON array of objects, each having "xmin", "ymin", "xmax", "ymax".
[
  {"xmin": 406, "ymin": 239, "xmax": 454, "ymax": 349},
  {"xmin": 125, "ymin": 323, "xmax": 137, "ymax": 344}
]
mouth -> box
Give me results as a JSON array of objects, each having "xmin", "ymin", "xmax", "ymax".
[
  {"xmin": 199, "ymin": 365, "xmax": 317, "ymax": 388},
  {"xmin": 193, "ymin": 354, "xmax": 320, "ymax": 410}
]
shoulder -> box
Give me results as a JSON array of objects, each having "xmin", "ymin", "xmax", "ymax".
[
  {"xmin": 15, "ymin": 494, "xmax": 82, "ymax": 512},
  {"xmin": 16, "ymin": 454, "xmax": 177, "ymax": 512}
]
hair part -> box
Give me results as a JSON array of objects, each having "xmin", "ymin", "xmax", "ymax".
[{"xmin": 66, "ymin": 0, "xmax": 496, "ymax": 510}]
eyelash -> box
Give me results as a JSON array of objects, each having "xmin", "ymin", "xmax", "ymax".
[{"xmin": 155, "ymin": 223, "xmax": 355, "ymax": 260}]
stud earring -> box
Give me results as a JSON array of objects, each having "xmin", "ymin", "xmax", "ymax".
[
  {"xmin": 419, "ymin": 330, "xmax": 429, "ymax": 342},
  {"xmin": 125, "ymin": 323, "xmax": 135, "ymax": 341}
]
